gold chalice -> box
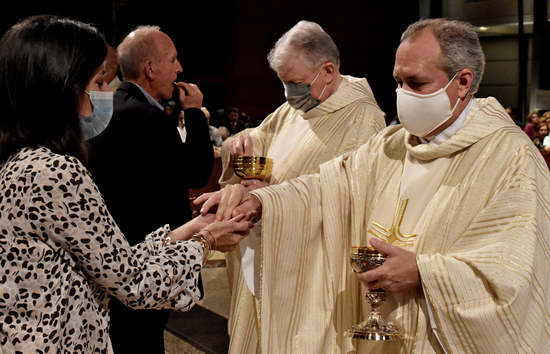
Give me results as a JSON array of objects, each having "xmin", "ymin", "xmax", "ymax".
[
  {"xmin": 345, "ymin": 246, "xmax": 402, "ymax": 341},
  {"xmin": 233, "ymin": 156, "xmax": 273, "ymax": 180}
]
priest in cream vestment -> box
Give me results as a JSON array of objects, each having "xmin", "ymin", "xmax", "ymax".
[
  {"xmin": 217, "ymin": 21, "xmax": 385, "ymax": 353},
  {"xmin": 198, "ymin": 18, "xmax": 550, "ymax": 354},
  {"xmin": 245, "ymin": 94, "xmax": 550, "ymax": 354}
]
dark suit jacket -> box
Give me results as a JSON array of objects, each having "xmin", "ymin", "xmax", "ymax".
[
  {"xmin": 220, "ymin": 119, "xmax": 246, "ymax": 135},
  {"xmin": 87, "ymin": 82, "xmax": 212, "ymax": 353},
  {"xmin": 87, "ymin": 81, "xmax": 214, "ymax": 244}
]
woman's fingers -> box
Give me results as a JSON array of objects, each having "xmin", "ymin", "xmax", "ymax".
[
  {"xmin": 205, "ymin": 213, "xmax": 255, "ymax": 252},
  {"xmin": 230, "ymin": 213, "xmax": 246, "ymax": 222}
]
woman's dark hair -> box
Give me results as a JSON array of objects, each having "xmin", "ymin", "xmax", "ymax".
[{"xmin": 0, "ymin": 14, "xmax": 107, "ymax": 164}]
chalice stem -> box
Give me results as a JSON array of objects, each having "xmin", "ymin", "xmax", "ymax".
[
  {"xmin": 369, "ymin": 301, "xmax": 381, "ymax": 316},
  {"xmin": 357, "ymin": 290, "xmax": 389, "ymax": 331},
  {"xmin": 357, "ymin": 313, "xmax": 388, "ymax": 332}
]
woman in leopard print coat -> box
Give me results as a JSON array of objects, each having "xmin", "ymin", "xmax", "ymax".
[{"xmin": 0, "ymin": 15, "xmax": 253, "ymax": 353}]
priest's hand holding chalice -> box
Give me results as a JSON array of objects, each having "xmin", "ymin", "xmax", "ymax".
[
  {"xmin": 346, "ymin": 243, "xmax": 402, "ymax": 340},
  {"xmin": 229, "ymin": 135, "xmax": 273, "ymax": 191},
  {"xmin": 348, "ymin": 230, "xmax": 421, "ymax": 341}
]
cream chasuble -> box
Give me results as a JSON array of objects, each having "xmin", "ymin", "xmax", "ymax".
[
  {"xmin": 253, "ymin": 97, "xmax": 550, "ymax": 353},
  {"xmin": 219, "ymin": 76, "xmax": 386, "ymax": 353},
  {"xmin": 357, "ymin": 100, "xmax": 472, "ymax": 353}
]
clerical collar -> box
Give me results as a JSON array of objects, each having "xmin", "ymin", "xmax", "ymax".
[
  {"xmin": 127, "ymin": 81, "xmax": 164, "ymax": 111},
  {"xmin": 300, "ymin": 75, "xmax": 346, "ymax": 119},
  {"xmin": 419, "ymin": 98, "xmax": 474, "ymax": 146}
]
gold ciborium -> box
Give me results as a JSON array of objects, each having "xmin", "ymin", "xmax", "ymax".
[
  {"xmin": 233, "ymin": 156, "xmax": 273, "ymax": 180},
  {"xmin": 345, "ymin": 246, "xmax": 402, "ymax": 341}
]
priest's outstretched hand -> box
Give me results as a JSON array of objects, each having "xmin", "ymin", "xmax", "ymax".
[
  {"xmin": 194, "ymin": 184, "xmax": 262, "ymax": 222},
  {"xmin": 241, "ymin": 178, "xmax": 271, "ymax": 191},
  {"xmin": 356, "ymin": 238, "xmax": 421, "ymax": 293}
]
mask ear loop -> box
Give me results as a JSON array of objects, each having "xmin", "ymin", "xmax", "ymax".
[
  {"xmin": 310, "ymin": 66, "xmax": 323, "ymax": 85},
  {"xmin": 312, "ymin": 64, "xmax": 328, "ymax": 100},
  {"xmin": 447, "ymin": 71, "xmax": 465, "ymax": 114},
  {"xmin": 449, "ymin": 69, "xmax": 477, "ymax": 99},
  {"xmin": 317, "ymin": 83, "xmax": 327, "ymax": 101}
]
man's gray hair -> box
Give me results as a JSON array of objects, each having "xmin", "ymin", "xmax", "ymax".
[
  {"xmin": 267, "ymin": 20, "xmax": 340, "ymax": 73},
  {"xmin": 401, "ymin": 18, "xmax": 485, "ymax": 93},
  {"xmin": 117, "ymin": 25, "xmax": 162, "ymax": 81}
]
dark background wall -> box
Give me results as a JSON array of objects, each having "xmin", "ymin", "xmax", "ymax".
[{"xmin": 3, "ymin": 0, "xmax": 419, "ymax": 126}]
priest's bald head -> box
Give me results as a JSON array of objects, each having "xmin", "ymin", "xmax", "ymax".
[
  {"xmin": 394, "ymin": 19, "xmax": 485, "ymax": 138},
  {"xmin": 267, "ymin": 20, "xmax": 343, "ymax": 111}
]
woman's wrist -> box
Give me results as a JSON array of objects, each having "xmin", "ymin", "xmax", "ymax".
[
  {"xmin": 200, "ymin": 228, "xmax": 217, "ymax": 251},
  {"xmin": 170, "ymin": 220, "xmax": 199, "ymax": 242},
  {"xmin": 190, "ymin": 230, "xmax": 214, "ymax": 265}
]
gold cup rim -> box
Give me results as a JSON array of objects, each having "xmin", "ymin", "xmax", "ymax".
[
  {"xmin": 233, "ymin": 156, "xmax": 273, "ymax": 165},
  {"xmin": 350, "ymin": 246, "xmax": 386, "ymax": 257},
  {"xmin": 234, "ymin": 163, "xmax": 274, "ymax": 167}
]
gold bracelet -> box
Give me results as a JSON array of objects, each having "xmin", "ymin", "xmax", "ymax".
[
  {"xmin": 201, "ymin": 229, "xmax": 217, "ymax": 251},
  {"xmin": 163, "ymin": 235, "xmax": 173, "ymax": 247},
  {"xmin": 191, "ymin": 233, "xmax": 212, "ymax": 265}
]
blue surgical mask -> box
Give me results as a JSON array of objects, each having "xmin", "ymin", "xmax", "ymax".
[
  {"xmin": 283, "ymin": 68, "xmax": 327, "ymax": 112},
  {"xmin": 80, "ymin": 90, "xmax": 113, "ymax": 140}
]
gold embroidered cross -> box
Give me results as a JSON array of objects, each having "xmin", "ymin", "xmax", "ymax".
[{"xmin": 367, "ymin": 197, "xmax": 417, "ymax": 246}]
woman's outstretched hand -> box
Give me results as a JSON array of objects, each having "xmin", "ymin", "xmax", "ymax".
[
  {"xmin": 169, "ymin": 209, "xmax": 255, "ymax": 252},
  {"xmin": 202, "ymin": 212, "xmax": 255, "ymax": 252}
]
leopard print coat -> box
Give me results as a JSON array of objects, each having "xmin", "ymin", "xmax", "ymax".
[{"xmin": 0, "ymin": 147, "xmax": 203, "ymax": 353}]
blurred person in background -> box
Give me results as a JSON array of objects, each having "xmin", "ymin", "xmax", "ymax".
[
  {"xmin": 202, "ymin": 107, "xmax": 223, "ymax": 155},
  {"xmin": 220, "ymin": 106, "xmax": 246, "ymax": 136},
  {"xmin": 524, "ymin": 110, "xmax": 540, "ymax": 140},
  {"xmin": 105, "ymin": 42, "xmax": 121, "ymax": 92},
  {"xmin": 218, "ymin": 125, "xmax": 230, "ymax": 141}
]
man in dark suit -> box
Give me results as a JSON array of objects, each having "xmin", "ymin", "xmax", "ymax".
[
  {"xmin": 87, "ymin": 25, "xmax": 213, "ymax": 354},
  {"xmin": 220, "ymin": 106, "xmax": 246, "ymax": 136}
]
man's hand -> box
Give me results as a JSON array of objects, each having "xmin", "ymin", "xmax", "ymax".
[
  {"xmin": 194, "ymin": 184, "xmax": 262, "ymax": 221},
  {"xmin": 241, "ymin": 179, "xmax": 270, "ymax": 191},
  {"xmin": 356, "ymin": 238, "xmax": 421, "ymax": 293},
  {"xmin": 177, "ymin": 82, "xmax": 203, "ymax": 110},
  {"xmin": 228, "ymin": 135, "xmax": 254, "ymax": 156}
]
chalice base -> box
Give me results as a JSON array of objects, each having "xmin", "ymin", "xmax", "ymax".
[{"xmin": 345, "ymin": 313, "xmax": 402, "ymax": 341}]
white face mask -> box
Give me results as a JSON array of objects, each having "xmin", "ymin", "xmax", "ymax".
[{"xmin": 396, "ymin": 72, "xmax": 460, "ymax": 137}]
